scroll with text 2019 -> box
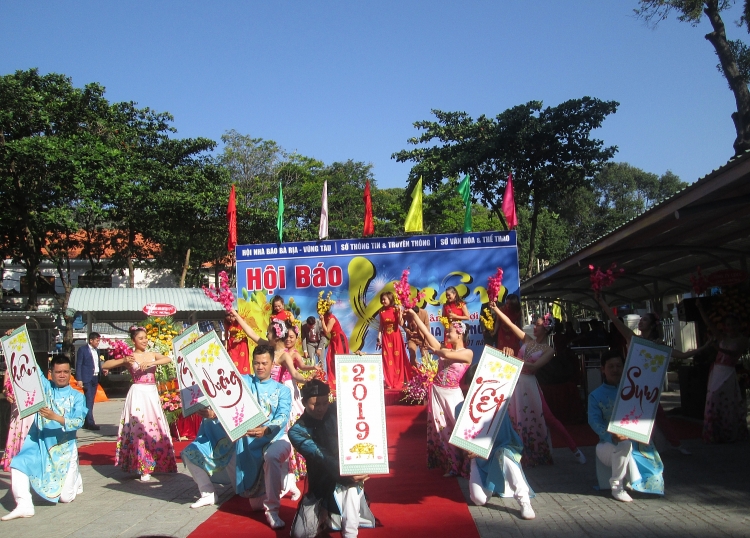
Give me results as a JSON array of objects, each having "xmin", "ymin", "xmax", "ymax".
[{"xmin": 336, "ymin": 354, "xmax": 389, "ymax": 476}]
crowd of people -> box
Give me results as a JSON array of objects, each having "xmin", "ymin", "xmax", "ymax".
[{"xmin": 0, "ymin": 288, "xmax": 747, "ymax": 536}]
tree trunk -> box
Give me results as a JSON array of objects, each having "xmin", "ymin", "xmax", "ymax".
[
  {"xmin": 24, "ymin": 260, "xmax": 39, "ymax": 311},
  {"xmin": 127, "ymin": 228, "xmax": 136, "ymax": 288},
  {"xmin": 54, "ymin": 258, "xmax": 75, "ymax": 358},
  {"xmin": 704, "ymin": 1, "xmax": 750, "ymax": 154},
  {"xmin": 524, "ymin": 200, "xmax": 541, "ymax": 280},
  {"xmin": 179, "ymin": 248, "xmax": 191, "ymax": 288}
]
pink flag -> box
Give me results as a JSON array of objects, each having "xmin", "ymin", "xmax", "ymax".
[
  {"xmin": 363, "ymin": 180, "xmax": 374, "ymax": 236},
  {"xmin": 227, "ymin": 184, "xmax": 237, "ymax": 251},
  {"xmin": 319, "ymin": 180, "xmax": 329, "ymax": 239},
  {"xmin": 502, "ymin": 172, "xmax": 518, "ymax": 229}
]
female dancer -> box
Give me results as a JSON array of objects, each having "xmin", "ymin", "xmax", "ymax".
[
  {"xmin": 405, "ymin": 308, "xmax": 472, "ymax": 477},
  {"xmin": 697, "ymin": 301, "xmax": 749, "ymax": 443},
  {"xmin": 491, "ymin": 305, "xmax": 586, "ymax": 467},
  {"xmin": 1, "ymin": 371, "xmax": 34, "ymax": 471},
  {"xmin": 102, "ymin": 326, "xmax": 177, "ymax": 482},
  {"xmin": 320, "ymin": 308, "xmax": 350, "ymax": 389},
  {"xmin": 224, "ymin": 311, "xmax": 251, "ymax": 375},
  {"xmin": 377, "ymin": 291, "xmax": 410, "ymax": 390},
  {"xmin": 495, "ymin": 294, "xmax": 523, "ymax": 356},
  {"xmin": 460, "ymin": 365, "xmax": 536, "ymax": 519},
  {"xmin": 442, "ymin": 286, "xmax": 469, "ymax": 349},
  {"xmin": 597, "ymin": 296, "xmax": 707, "ymax": 453}
]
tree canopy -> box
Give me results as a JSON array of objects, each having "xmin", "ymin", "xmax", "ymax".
[
  {"xmin": 636, "ymin": 1, "xmax": 750, "ymax": 154},
  {"xmin": 393, "ymin": 97, "xmax": 619, "ymax": 278}
]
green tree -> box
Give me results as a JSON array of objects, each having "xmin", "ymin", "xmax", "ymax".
[
  {"xmin": 0, "ymin": 69, "xmax": 115, "ymax": 312},
  {"xmin": 393, "ymin": 97, "xmax": 618, "ymax": 278},
  {"xmin": 636, "ymin": 1, "xmax": 750, "ymax": 154}
]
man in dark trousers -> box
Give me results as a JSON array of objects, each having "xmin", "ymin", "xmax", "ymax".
[{"xmin": 75, "ymin": 332, "xmax": 102, "ymax": 430}]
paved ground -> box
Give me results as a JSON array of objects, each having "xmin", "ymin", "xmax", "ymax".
[{"xmin": 2, "ymin": 392, "xmax": 749, "ymax": 537}]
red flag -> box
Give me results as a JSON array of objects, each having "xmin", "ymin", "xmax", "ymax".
[
  {"xmin": 363, "ymin": 180, "xmax": 374, "ymax": 236},
  {"xmin": 502, "ymin": 172, "xmax": 518, "ymax": 229},
  {"xmin": 227, "ymin": 184, "xmax": 237, "ymax": 251}
]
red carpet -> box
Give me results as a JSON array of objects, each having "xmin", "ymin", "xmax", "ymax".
[
  {"xmin": 78, "ymin": 440, "xmax": 191, "ymax": 466},
  {"xmin": 188, "ymin": 405, "xmax": 480, "ymax": 538}
]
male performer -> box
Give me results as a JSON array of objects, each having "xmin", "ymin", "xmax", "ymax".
[
  {"xmin": 289, "ymin": 379, "xmax": 376, "ymax": 538},
  {"xmin": 75, "ymin": 332, "xmax": 102, "ymax": 430},
  {"xmin": 301, "ymin": 316, "xmax": 327, "ymax": 365},
  {"xmin": 182, "ymin": 344, "xmax": 292, "ymax": 529},
  {"xmin": 2, "ymin": 356, "xmax": 87, "ymax": 521}
]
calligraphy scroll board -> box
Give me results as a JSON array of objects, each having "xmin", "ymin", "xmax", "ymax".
[
  {"xmin": 180, "ymin": 332, "xmax": 266, "ymax": 441},
  {"xmin": 449, "ymin": 346, "xmax": 523, "ymax": 460},
  {"xmin": 336, "ymin": 354, "xmax": 389, "ymax": 476},
  {"xmin": 1, "ymin": 325, "xmax": 49, "ymax": 419},
  {"xmin": 171, "ymin": 323, "xmax": 206, "ymax": 417},
  {"xmin": 607, "ymin": 336, "xmax": 672, "ymax": 444}
]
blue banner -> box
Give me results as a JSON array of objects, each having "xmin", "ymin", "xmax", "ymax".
[{"xmin": 235, "ymin": 231, "xmax": 519, "ymax": 357}]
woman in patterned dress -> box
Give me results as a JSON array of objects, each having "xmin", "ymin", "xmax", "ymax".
[
  {"xmin": 491, "ymin": 305, "xmax": 585, "ymax": 467},
  {"xmin": 697, "ymin": 301, "xmax": 749, "ymax": 443},
  {"xmin": 103, "ymin": 326, "xmax": 177, "ymax": 482},
  {"xmin": 1, "ymin": 371, "xmax": 34, "ymax": 471},
  {"xmin": 377, "ymin": 291, "xmax": 410, "ymax": 390},
  {"xmin": 405, "ymin": 308, "xmax": 472, "ymax": 477}
]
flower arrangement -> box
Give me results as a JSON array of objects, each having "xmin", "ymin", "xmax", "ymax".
[
  {"xmin": 160, "ymin": 389, "xmax": 182, "ymax": 424},
  {"xmin": 393, "ymin": 269, "xmax": 425, "ymax": 309},
  {"xmin": 317, "ymin": 291, "xmax": 335, "ymax": 316},
  {"xmin": 401, "ymin": 356, "xmax": 438, "ymax": 405},
  {"xmin": 480, "ymin": 308, "xmax": 495, "ymax": 331},
  {"xmin": 105, "ymin": 338, "xmax": 134, "ymax": 360},
  {"xmin": 438, "ymin": 316, "xmax": 450, "ymax": 329},
  {"xmin": 486, "ymin": 267, "xmax": 504, "ymax": 303},
  {"xmin": 203, "ymin": 270, "xmax": 235, "ymax": 312},
  {"xmin": 589, "ymin": 263, "xmax": 624, "ymax": 295},
  {"xmin": 143, "ymin": 316, "xmax": 180, "ymax": 383},
  {"xmin": 690, "ymin": 266, "xmax": 710, "ymax": 296}
]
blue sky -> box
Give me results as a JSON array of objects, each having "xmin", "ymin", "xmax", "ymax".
[{"xmin": 2, "ymin": 1, "xmax": 744, "ymax": 189}]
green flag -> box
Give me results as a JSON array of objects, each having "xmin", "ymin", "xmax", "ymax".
[
  {"xmin": 277, "ymin": 181, "xmax": 284, "ymax": 243},
  {"xmin": 457, "ymin": 174, "xmax": 471, "ymax": 232},
  {"xmin": 404, "ymin": 177, "xmax": 423, "ymax": 232}
]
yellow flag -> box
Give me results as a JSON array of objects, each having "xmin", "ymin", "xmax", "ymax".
[{"xmin": 404, "ymin": 177, "xmax": 423, "ymax": 232}]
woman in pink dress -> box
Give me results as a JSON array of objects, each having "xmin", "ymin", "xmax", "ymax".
[
  {"xmin": 377, "ymin": 292, "xmax": 410, "ymax": 390},
  {"xmin": 321, "ymin": 310, "xmax": 350, "ymax": 389},
  {"xmin": 405, "ymin": 309, "xmax": 472, "ymax": 477},
  {"xmin": 698, "ymin": 302, "xmax": 749, "ymax": 443},
  {"xmin": 102, "ymin": 326, "xmax": 177, "ymax": 482},
  {"xmin": 492, "ymin": 306, "xmax": 585, "ymax": 467},
  {"xmin": 1, "ymin": 371, "xmax": 34, "ymax": 472},
  {"xmin": 442, "ymin": 286, "xmax": 469, "ymax": 349}
]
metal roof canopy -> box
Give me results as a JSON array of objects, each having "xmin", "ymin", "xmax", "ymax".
[
  {"xmin": 521, "ymin": 151, "xmax": 750, "ymax": 310},
  {"xmin": 0, "ymin": 311, "xmax": 59, "ymax": 331},
  {"xmin": 67, "ymin": 288, "xmax": 226, "ymax": 323}
]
